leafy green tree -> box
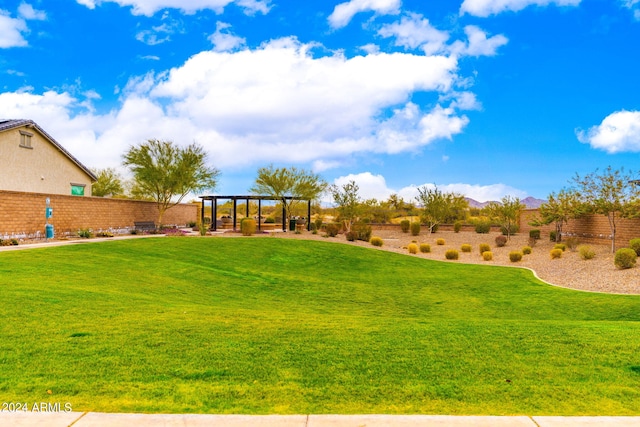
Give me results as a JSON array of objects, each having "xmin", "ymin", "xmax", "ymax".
[
  {"xmin": 484, "ymin": 196, "xmax": 525, "ymax": 240},
  {"xmin": 250, "ymin": 165, "xmax": 326, "ymax": 230},
  {"xmin": 416, "ymin": 186, "xmax": 467, "ymax": 234},
  {"xmin": 330, "ymin": 180, "xmax": 362, "ymax": 231},
  {"xmin": 91, "ymin": 167, "xmax": 124, "ymax": 197},
  {"xmin": 572, "ymin": 166, "xmax": 640, "ymax": 253},
  {"xmin": 123, "ymin": 139, "xmax": 220, "ymax": 226},
  {"xmin": 530, "ymin": 189, "xmax": 583, "ymax": 242}
]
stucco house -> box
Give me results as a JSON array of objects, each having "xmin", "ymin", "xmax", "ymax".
[{"xmin": 0, "ymin": 119, "xmax": 96, "ymax": 196}]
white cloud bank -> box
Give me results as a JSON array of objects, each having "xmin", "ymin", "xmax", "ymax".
[
  {"xmin": 0, "ymin": 3, "xmax": 46, "ymax": 48},
  {"xmin": 460, "ymin": 0, "xmax": 581, "ymax": 17},
  {"xmin": 577, "ymin": 110, "xmax": 640, "ymax": 153},
  {"xmin": 332, "ymin": 172, "xmax": 528, "ymax": 203},
  {"xmin": 76, "ymin": 0, "xmax": 270, "ymax": 16},
  {"xmin": 328, "ymin": 0, "xmax": 401, "ymax": 29}
]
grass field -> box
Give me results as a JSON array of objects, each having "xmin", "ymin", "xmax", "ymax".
[{"xmin": 1, "ymin": 237, "xmax": 640, "ymax": 415}]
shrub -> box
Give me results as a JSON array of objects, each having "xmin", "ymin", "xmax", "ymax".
[
  {"xmin": 352, "ymin": 222, "xmax": 372, "ymax": 241},
  {"xmin": 370, "ymin": 236, "xmax": 384, "ymax": 247},
  {"xmin": 400, "ymin": 220, "xmax": 411, "ymax": 233},
  {"xmin": 550, "ymin": 231, "xmax": 559, "ymax": 242},
  {"xmin": 445, "ymin": 249, "xmax": 459, "ymax": 260},
  {"xmin": 475, "ymin": 221, "xmax": 491, "ymax": 234},
  {"xmin": 550, "ymin": 248, "xmax": 563, "ymax": 259},
  {"xmin": 324, "ymin": 223, "xmax": 340, "ymax": 237},
  {"xmin": 615, "ymin": 248, "xmax": 637, "ymax": 269},
  {"xmin": 436, "ymin": 238, "xmax": 445, "ymax": 245},
  {"xmin": 461, "ymin": 244, "xmax": 472, "ymax": 253},
  {"xmin": 578, "ymin": 245, "xmax": 596, "ymax": 260},
  {"xmin": 529, "ymin": 229, "xmax": 541, "ymax": 240},
  {"xmin": 241, "ymin": 218, "xmax": 257, "ymax": 236},
  {"xmin": 479, "ymin": 243, "xmax": 491, "ymax": 255},
  {"xmin": 187, "ymin": 221, "xmax": 197, "ymax": 228},
  {"xmin": 345, "ymin": 231, "xmax": 358, "ymax": 241},
  {"xmin": 410, "ymin": 222, "xmax": 421, "ymax": 236},
  {"xmin": 0, "ymin": 239, "xmax": 19, "ymax": 246},
  {"xmin": 501, "ymin": 224, "xmax": 519, "ymax": 236},
  {"xmin": 565, "ymin": 237, "xmax": 579, "ymax": 251},
  {"xmin": 314, "ymin": 218, "xmax": 323, "ymax": 230},
  {"xmin": 629, "ymin": 238, "xmax": 640, "ymax": 256},
  {"xmin": 419, "ymin": 243, "xmax": 431, "ymax": 253},
  {"xmin": 482, "ymin": 251, "xmax": 493, "ymax": 261},
  {"xmin": 554, "ymin": 243, "xmax": 567, "ymax": 252},
  {"xmin": 509, "ymin": 251, "xmax": 523, "ymax": 262},
  {"xmin": 264, "ymin": 217, "xmax": 276, "ymax": 224},
  {"xmin": 96, "ymin": 231, "xmax": 114, "ymax": 238},
  {"xmin": 522, "ymin": 246, "xmax": 532, "ymax": 255},
  {"xmin": 408, "ymin": 243, "xmax": 418, "ymax": 254},
  {"xmin": 495, "ymin": 235, "xmax": 507, "ymax": 247},
  {"xmin": 453, "ymin": 221, "xmax": 463, "ymax": 233},
  {"xmin": 78, "ymin": 228, "xmax": 93, "ymax": 238}
]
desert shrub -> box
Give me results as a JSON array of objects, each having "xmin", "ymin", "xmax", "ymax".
[
  {"xmin": 314, "ymin": 218, "xmax": 323, "ymax": 230},
  {"xmin": 475, "ymin": 221, "xmax": 491, "ymax": 234},
  {"xmin": 550, "ymin": 231, "xmax": 559, "ymax": 242},
  {"xmin": 554, "ymin": 243, "xmax": 567, "ymax": 252},
  {"xmin": 0, "ymin": 239, "xmax": 19, "ymax": 246},
  {"xmin": 419, "ymin": 243, "xmax": 431, "ymax": 253},
  {"xmin": 578, "ymin": 245, "xmax": 596, "ymax": 260},
  {"xmin": 445, "ymin": 249, "xmax": 459, "ymax": 260},
  {"xmin": 479, "ymin": 243, "xmax": 491, "ymax": 255},
  {"xmin": 461, "ymin": 244, "xmax": 472, "ymax": 253},
  {"xmin": 410, "ymin": 222, "xmax": 421, "ymax": 236},
  {"xmin": 78, "ymin": 228, "xmax": 93, "ymax": 238},
  {"xmin": 509, "ymin": 251, "xmax": 523, "ymax": 262},
  {"xmin": 324, "ymin": 223, "xmax": 340, "ymax": 237},
  {"xmin": 482, "ymin": 251, "xmax": 493, "ymax": 261},
  {"xmin": 264, "ymin": 217, "xmax": 276, "ymax": 224},
  {"xmin": 454, "ymin": 221, "xmax": 463, "ymax": 233},
  {"xmin": 522, "ymin": 246, "xmax": 532, "ymax": 255},
  {"xmin": 501, "ymin": 224, "xmax": 519, "ymax": 236},
  {"xmin": 550, "ymin": 248, "xmax": 563, "ymax": 259},
  {"xmin": 96, "ymin": 231, "xmax": 114, "ymax": 238},
  {"xmin": 495, "ymin": 235, "xmax": 507, "ymax": 247},
  {"xmin": 529, "ymin": 229, "xmax": 541, "ymax": 240},
  {"xmin": 345, "ymin": 231, "xmax": 358, "ymax": 241},
  {"xmin": 614, "ymin": 248, "xmax": 637, "ymax": 269},
  {"xmin": 629, "ymin": 238, "xmax": 640, "ymax": 256},
  {"xmin": 565, "ymin": 237, "xmax": 579, "ymax": 251},
  {"xmin": 187, "ymin": 221, "xmax": 197, "ymax": 228},
  {"xmin": 352, "ymin": 222, "xmax": 372, "ymax": 241},
  {"xmin": 241, "ymin": 218, "xmax": 257, "ymax": 236},
  {"xmin": 408, "ymin": 243, "xmax": 418, "ymax": 254},
  {"xmin": 400, "ymin": 220, "xmax": 411, "ymax": 233},
  {"xmin": 370, "ymin": 236, "xmax": 384, "ymax": 247},
  {"xmin": 436, "ymin": 238, "xmax": 445, "ymax": 246}
]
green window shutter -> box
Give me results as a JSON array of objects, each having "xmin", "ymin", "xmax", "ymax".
[{"xmin": 71, "ymin": 185, "xmax": 85, "ymax": 196}]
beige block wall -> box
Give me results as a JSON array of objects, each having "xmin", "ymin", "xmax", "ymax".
[
  {"xmin": 0, "ymin": 190, "xmax": 198, "ymax": 239},
  {"xmin": 0, "ymin": 125, "xmax": 93, "ymax": 196}
]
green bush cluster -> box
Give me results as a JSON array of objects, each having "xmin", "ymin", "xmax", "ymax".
[
  {"xmin": 410, "ymin": 222, "xmax": 421, "ymax": 236},
  {"xmin": 78, "ymin": 228, "xmax": 93, "ymax": 238},
  {"xmin": 324, "ymin": 223, "xmax": 341, "ymax": 237},
  {"xmin": 529, "ymin": 229, "xmax": 541, "ymax": 240},
  {"xmin": 550, "ymin": 231, "xmax": 558, "ymax": 242},
  {"xmin": 614, "ymin": 248, "xmax": 637, "ymax": 269},
  {"xmin": 345, "ymin": 231, "xmax": 358, "ymax": 241},
  {"xmin": 578, "ymin": 245, "xmax": 596, "ymax": 260},
  {"xmin": 96, "ymin": 231, "xmax": 114, "ymax": 238},
  {"xmin": 554, "ymin": 243, "xmax": 567, "ymax": 252},
  {"xmin": 352, "ymin": 222, "xmax": 372, "ymax": 241},
  {"xmin": 550, "ymin": 248, "xmax": 563, "ymax": 259},
  {"xmin": 241, "ymin": 218, "xmax": 257, "ymax": 236},
  {"xmin": 400, "ymin": 220, "xmax": 411, "ymax": 233},
  {"xmin": 454, "ymin": 221, "xmax": 463, "ymax": 233},
  {"xmin": 0, "ymin": 238, "xmax": 19, "ymax": 246},
  {"xmin": 436, "ymin": 238, "xmax": 445, "ymax": 246},
  {"xmin": 479, "ymin": 243, "xmax": 491, "ymax": 255},
  {"xmin": 500, "ymin": 224, "xmax": 519, "ymax": 236},
  {"xmin": 495, "ymin": 235, "xmax": 507, "ymax": 247},
  {"xmin": 419, "ymin": 243, "xmax": 431, "ymax": 253},
  {"xmin": 461, "ymin": 244, "xmax": 472, "ymax": 253},
  {"xmin": 370, "ymin": 236, "xmax": 384, "ymax": 247},
  {"xmin": 629, "ymin": 238, "xmax": 640, "ymax": 256},
  {"xmin": 445, "ymin": 249, "xmax": 459, "ymax": 260},
  {"xmin": 509, "ymin": 251, "xmax": 523, "ymax": 262},
  {"xmin": 475, "ymin": 220, "xmax": 491, "ymax": 234},
  {"xmin": 522, "ymin": 246, "xmax": 532, "ymax": 255},
  {"xmin": 408, "ymin": 243, "xmax": 418, "ymax": 254},
  {"xmin": 482, "ymin": 251, "xmax": 493, "ymax": 261}
]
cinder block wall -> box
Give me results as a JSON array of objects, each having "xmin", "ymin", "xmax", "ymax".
[{"xmin": 0, "ymin": 190, "xmax": 198, "ymax": 238}]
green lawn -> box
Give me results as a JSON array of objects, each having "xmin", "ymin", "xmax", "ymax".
[{"xmin": 1, "ymin": 237, "xmax": 640, "ymax": 415}]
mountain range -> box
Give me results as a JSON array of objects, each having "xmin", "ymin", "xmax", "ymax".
[{"xmin": 465, "ymin": 197, "xmax": 546, "ymax": 210}]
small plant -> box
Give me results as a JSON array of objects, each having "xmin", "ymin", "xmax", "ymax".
[
  {"xmin": 345, "ymin": 231, "xmax": 358, "ymax": 241},
  {"xmin": 500, "ymin": 224, "xmax": 519, "ymax": 236},
  {"xmin": 408, "ymin": 243, "xmax": 418, "ymax": 254},
  {"xmin": 550, "ymin": 231, "xmax": 559, "ymax": 242},
  {"xmin": 479, "ymin": 243, "xmax": 491, "ymax": 254},
  {"xmin": 554, "ymin": 243, "xmax": 567, "ymax": 252},
  {"xmin": 370, "ymin": 236, "xmax": 384, "ymax": 247},
  {"xmin": 314, "ymin": 218, "xmax": 323, "ymax": 231},
  {"xmin": 400, "ymin": 220, "xmax": 411, "ymax": 233},
  {"xmin": 614, "ymin": 248, "xmax": 637, "ymax": 269},
  {"xmin": 264, "ymin": 217, "xmax": 276, "ymax": 224},
  {"xmin": 96, "ymin": 231, "xmax": 114, "ymax": 238},
  {"xmin": 453, "ymin": 221, "xmax": 463, "ymax": 233},
  {"xmin": 241, "ymin": 218, "xmax": 257, "ymax": 236},
  {"xmin": 529, "ymin": 229, "xmax": 541, "ymax": 240},
  {"xmin": 78, "ymin": 228, "xmax": 93, "ymax": 238},
  {"xmin": 419, "ymin": 243, "xmax": 431, "ymax": 253},
  {"xmin": 187, "ymin": 221, "xmax": 197, "ymax": 228},
  {"xmin": 410, "ymin": 222, "xmax": 421, "ymax": 236},
  {"xmin": 0, "ymin": 239, "xmax": 19, "ymax": 246},
  {"xmin": 509, "ymin": 251, "xmax": 523, "ymax": 262},
  {"xmin": 629, "ymin": 238, "xmax": 640, "ymax": 256},
  {"xmin": 352, "ymin": 222, "xmax": 372, "ymax": 241},
  {"xmin": 565, "ymin": 237, "xmax": 579, "ymax": 251},
  {"xmin": 578, "ymin": 245, "xmax": 596, "ymax": 260},
  {"xmin": 198, "ymin": 222, "xmax": 208, "ymax": 236},
  {"xmin": 550, "ymin": 248, "xmax": 563, "ymax": 259},
  {"xmin": 436, "ymin": 238, "xmax": 445, "ymax": 246},
  {"xmin": 445, "ymin": 249, "xmax": 459, "ymax": 260},
  {"xmin": 324, "ymin": 223, "xmax": 340, "ymax": 237},
  {"xmin": 522, "ymin": 246, "xmax": 532, "ymax": 255},
  {"xmin": 461, "ymin": 244, "xmax": 472, "ymax": 253},
  {"xmin": 495, "ymin": 235, "xmax": 507, "ymax": 247},
  {"xmin": 475, "ymin": 221, "xmax": 491, "ymax": 234},
  {"xmin": 482, "ymin": 251, "xmax": 493, "ymax": 261}
]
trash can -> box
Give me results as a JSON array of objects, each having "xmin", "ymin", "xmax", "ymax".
[
  {"xmin": 45, "ymin": 224, "xmax": 54, "ymax": 239},
  {"xmin": 289, "ymin": 219, "xmax": 297, "ymax": 231}
]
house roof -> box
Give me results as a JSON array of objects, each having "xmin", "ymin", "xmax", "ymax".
[{"xmin": 0, "ymin": 119, "xmax": 97, "ymax": 182}]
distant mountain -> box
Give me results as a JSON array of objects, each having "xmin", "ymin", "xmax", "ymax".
[{"xmin": 465, "ymin": 196, "xmax": 546, "ymax": 210}]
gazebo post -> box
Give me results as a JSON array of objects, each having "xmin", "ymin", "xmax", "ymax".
[
  {"xmin": 282, "ymin": 203, "xmax": 286, "ymax": 232},
  {"xmin": 246, "ymin": 198, "xmax": 250, "ymax": 219},
  {"xmin": 307, "ymin": 199, "xmax": 311, "ymax": 231},
  {"xmin": 258, "ymin": 199, "xmax": 262, "ymax": 231},
  {"xmin": 233, "ymin": 198, "xmax": 238, "ymax": 231},
  {"xmin": 212, "ymin": 198, "xmax": 217, "ymax": 231},
  {"xmin": 200, "ymin": 198, "xmax": 205, "ymax": 229}
]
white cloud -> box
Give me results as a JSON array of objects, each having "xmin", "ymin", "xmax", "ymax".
[
  {"xmin": 333, "ymin": 172, "xmax": 394, "ymax": 201},
  {"xmin": 18, "ymin": 3, "xmax": 47, "ymax": 20},
  {"xmin": 76, "ymin": 0, "xmax": 270, "ymax": 17},
  {"xmin": 0, "ymin": 10, "xmax": 28, "ymax": 48},
  {"xmin": 328, "ymin": 0, "xmax": 401, "ymax": 29},
  {"xmin": 576, "ymin": 110, "xmax": 640, "ymax": 153},
  {"xmin": 622, "ymin": 0, "xmax": 640, "ymax": 20},
  {"xmin": 208, "ymin": 21, "xmax": 246, "ymax": 52},
  {"xmin": 378, "ymin": 13, "xmax": 449, "ymax": 55},
  {"xmin": 460, "ymin": 0, "xmax": 581, "ymax": 17},
  {"xmin": 449, "ymin": 25, "xmax": 508, "ymax": 57},
  {"xmin": 136, "ymin": 12, "xmax": 183, "ymax": 45}
]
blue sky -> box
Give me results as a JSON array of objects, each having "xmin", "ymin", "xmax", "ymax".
[{"xmin": 1, "ymin": 0, "xmax": 640, "ymax": 202}]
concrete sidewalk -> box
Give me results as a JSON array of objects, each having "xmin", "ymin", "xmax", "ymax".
[{"xmin": 1, "ymin": 413, "xmax": 640, "ymax": 427}]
